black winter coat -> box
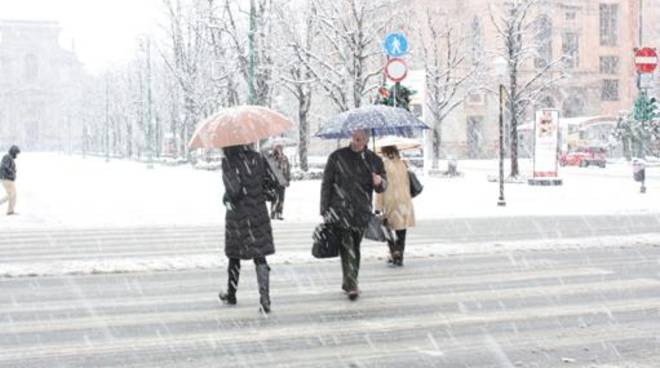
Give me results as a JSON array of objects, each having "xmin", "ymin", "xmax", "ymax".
[
  {"xmin": 0, "ymin": 146, "xmax": 19, "ymax": 181},
  {"xmin": 320, "ymin": 146, "xmax": 387, "ymax": 229},
  {"xmin": 222, "ymin": 147, "xmax": 276, "ymax": 259}
]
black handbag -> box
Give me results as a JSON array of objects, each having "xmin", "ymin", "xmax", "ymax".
[
  {"xmin": 312, "ymin": 223, "xmax": 340, "ymax": 258},
  {"xmin": 364, "ymin": 213, "xmax": 390, "ymax": 242},
  {"xmin": 408, "ymin": 170, "xmax": 423, "ymax": 198}
]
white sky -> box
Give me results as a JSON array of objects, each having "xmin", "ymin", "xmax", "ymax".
[{"xmin": 0, "ymin": 0, "xmax": 164, "ymax": 74}]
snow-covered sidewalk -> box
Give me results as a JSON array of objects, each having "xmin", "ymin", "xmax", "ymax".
[{"xmin": 3, "ymin": 153, "xmax": 660, "ymax": 230}]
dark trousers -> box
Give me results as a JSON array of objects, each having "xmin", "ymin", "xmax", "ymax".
[
  {"xmin": 338, "ymin": 227, "xmax": 365, "ymax": 292},
  {"xmin": 387, "ymin": 229, "xmax": 407, "ymax": 261},
  {"xmin": 270, "ymin": 187, "xmax": 286, "ymax": 218}
]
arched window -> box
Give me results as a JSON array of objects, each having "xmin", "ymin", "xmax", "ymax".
[
  {"xmin": 534, "ymin": 15, "xmax": 552, "ymax": 68},
  {"xmin": 24, "ymin": 54, "xmax": 38, "ymax": 81}
]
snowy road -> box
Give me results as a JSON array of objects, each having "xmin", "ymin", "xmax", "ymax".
[
  {"xmin": 2, "ymin": 243, "xmax": 660, "ymax": 367},
  {"xmin": 2, "ymin": 214, "xmax": 660, "ymax": 277}
]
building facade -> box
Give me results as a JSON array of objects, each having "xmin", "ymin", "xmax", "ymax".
[
  {"xmin": 410, "ymin": 0, "xmax": 657, "ymax": 159},
  {"xmin": 0, "ymin": 20, "xmax": 84, "ymax": 151}
]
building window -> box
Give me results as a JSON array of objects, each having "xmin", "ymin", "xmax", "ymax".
[
  {"xmin": 534, "ymin": 15, "xmax": 552, "ymax": 69},
  {"xmin": 599, "ymin": 56, "xmax": 619, "ymax": 74},
  {"xmin": 601, "ymin": 79, "xmax": 619, "ymax": 101},
  {"xmin": 599, "ymin": 4, "xmax": 618, "ymax": 46},
  {"xmin": 562, "ymin": 32, "xmax": 579, "ymax": 69},
  {"xmin": 470, "ymin": 16, "xmax": 484, "ymax": 66},
  {"xmin": 539, "ymin": 96, "xmax": 556, "ymax": 108},
  {"xmin": 562, "ymin": 94, "xmax": 585, "ymax": 117},
  {"xmin": 467, "ymin": 91, "xmax": 485, "ymax": 105}
]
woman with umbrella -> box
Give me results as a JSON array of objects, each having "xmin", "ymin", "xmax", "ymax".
[
  {"xmin": 189, "ymin": 105, "xmax": 293, "ymax": 314},
  {"xmin": 375, "ymin": 144, "xmax": 416, "ymax": 266},
  {"xmin": 218, "ymin": 144, "xmax": 277, "ymax": 313}
]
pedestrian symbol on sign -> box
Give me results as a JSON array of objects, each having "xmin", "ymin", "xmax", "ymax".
[
  {"xmin": 383, "ymin": 32, "xmax": 408, "ymax": 57},
  {"xmin": 390, "ymin": 38, "xmax": 401, "ymax": 54}
]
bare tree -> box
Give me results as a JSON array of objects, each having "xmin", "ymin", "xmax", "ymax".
[
  {"xmin": 220, "ymin": 0, "xmax": 276, "ymax": 107},
  {"xmin": 419, "ymin": 8, "xmax": 480, "ymax": 169},
  {"xmin": 274, "ymin": 3, "xmax": 318, "ymax": 171},
  {"xmin": 303, "ymin": 0, "xmax": 394, "ymax": 112},
  {"xmin": 160, "ymin": 0, "xmax": 212, "ymax": 157},
  {"xmin": 490, "ymin": 0, "xmax": 566, "ymax": 177}
]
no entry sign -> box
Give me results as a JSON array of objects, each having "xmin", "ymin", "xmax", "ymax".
[{"xmin": 635, "ymin": 47, "xmax": 658, "ymax": 73}]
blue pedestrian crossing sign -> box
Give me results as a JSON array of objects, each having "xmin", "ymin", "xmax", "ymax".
[{"xmin": 383, "ymin": 32, "xmax": 409, "ymax": 57}]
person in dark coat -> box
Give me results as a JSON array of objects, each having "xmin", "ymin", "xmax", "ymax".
[
  {"xmin": 0, "ymin": 145, "xmax": 20, "ymax": 215},
  {"xmin": 268, "ymin": 144, "xmax": 291, "ymax": 220},
  {"xmin": 218, "ymin": 144, "xmax": 277, "ymax": 313},
  {"xmin": 320, "ymin": 129, "xmax": 387, "ymax": 300}
]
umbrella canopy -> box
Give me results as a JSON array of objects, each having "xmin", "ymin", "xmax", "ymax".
[
  {"xmin": 375, "ymin": 136, "xmax": 422, "ymax": 152},
  {"xmin": 188, "ymin": 105, "xmax": 294, "ymax": 149},
  {"xmin": 315, "ymin": 105, "xmax": 429, "ymax": 139}
]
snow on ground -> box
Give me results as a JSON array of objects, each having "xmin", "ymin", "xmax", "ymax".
[
  {"xmin": 3, "ymin": 232, "xmax": 660, "ymax": 278},
  {"xmin": 3, "ymin": 152, "xmax": 660, "ymax": 277},
  {"xmin": 2, "ymin": 152, "xmax": 660, "ymax": 230}
]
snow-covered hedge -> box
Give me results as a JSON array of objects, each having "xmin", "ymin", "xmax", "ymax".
[
  {"xmin": 291, "ymin": 169, "xmax": 324, "ymax": 181},
  {"xmin": 193, "ymin": 161, "xmax": 222, "ymax": 171}
]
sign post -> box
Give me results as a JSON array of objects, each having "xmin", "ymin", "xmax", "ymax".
[{"xmin": 382, "ymin": 32, "xmax": 409, "ymax": 109}]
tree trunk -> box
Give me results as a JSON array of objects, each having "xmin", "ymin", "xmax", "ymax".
[
  {"xmin": 432, "ymin": 125, "xmax": 442, "ymax": 169},
  {"xmin": 509, "ymin": 63, "xmax": 519, "ymax": 177},
  {"xmin": 298, "ymin": 106, "xmax": 309, "ymax": 172}
]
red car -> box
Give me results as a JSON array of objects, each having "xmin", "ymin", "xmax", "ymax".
[{"xmin": 559, "ymin": 146, "xmax": 607, "ymax": 168}]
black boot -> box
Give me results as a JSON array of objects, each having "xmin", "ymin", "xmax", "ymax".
[
  {"xmin": 219, "ymin": 259, "xmax": 240, "ymax": 305},
  {"xmin": 256, "ymin": 263, "xmax": 271, "ymax": 313},
  {"xmin": 386, "ymin": 237, "xmax": 396, "ymax": 266},
  {"xmin": 394, "ymin": 230, "xmax": 406, "ymax": 267}
]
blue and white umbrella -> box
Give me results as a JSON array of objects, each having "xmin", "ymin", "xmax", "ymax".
[{"xmin": 315, "ymin": 105, "xmax": 430, "ymax": 140}]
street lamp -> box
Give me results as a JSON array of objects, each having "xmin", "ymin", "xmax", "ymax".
[{"xmin": 493, "ymin": 56, "xmax": 508, "ymax": 207}]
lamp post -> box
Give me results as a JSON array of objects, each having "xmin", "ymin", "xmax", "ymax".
[{"xmin": 493, "ymin": 56, "xmax": 508, "ymax": 207}]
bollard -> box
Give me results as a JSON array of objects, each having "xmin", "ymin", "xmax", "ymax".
[
  {"xmin": 447, "ymin": 158, "xmax": 457, "ymax": 177},
  {"xmin": 632, "ymin": 159, "xmax": 646, "ymax": 193}
]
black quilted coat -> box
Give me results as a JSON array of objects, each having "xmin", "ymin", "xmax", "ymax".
[{"xmin": 222, "ymin": 145, "xmax": 276, "ymax": 259}]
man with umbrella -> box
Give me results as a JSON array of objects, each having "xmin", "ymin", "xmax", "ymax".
[{"xmin": 320, "ymin": 129, "xmax": 387, "ymax": 300}]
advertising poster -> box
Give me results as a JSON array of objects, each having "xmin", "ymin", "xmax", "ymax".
[{"xmin": 533, "ymin": 109, "xmax": 560, "ymax": 177}]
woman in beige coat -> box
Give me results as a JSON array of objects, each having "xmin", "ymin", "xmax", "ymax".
[{"xmin": 375, "ymin": 145, "xmax": 415, "ymax": 266}]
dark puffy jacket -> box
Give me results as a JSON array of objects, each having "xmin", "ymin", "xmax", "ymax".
[
  {"xmin": 222, "ymin": 146, "xmax": 277, "ymax": 259},
  {"xmin": 320, "ymin": 146, "xmax": 387, "ymax": 229},
  {"xmin": 0, "ymin": 146, "xmax": 19, "ymax": 181}
]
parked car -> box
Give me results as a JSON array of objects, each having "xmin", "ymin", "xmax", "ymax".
[{"xmin": 559, "ymin": 146, "xmax": 607, "ymax": 168}]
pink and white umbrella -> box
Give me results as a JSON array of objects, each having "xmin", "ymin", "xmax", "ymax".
[{"xmin": 188, "ymin": 105, "xmax": 294, "ymax": 149}]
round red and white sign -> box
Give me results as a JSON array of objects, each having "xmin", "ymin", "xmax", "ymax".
[
  {"xmin": 385, "ymin": 58, "xmax": 407, "ymax": 82},
  {"xmin": 634, "ymin": 47, "xmax": 657, "ymax": 73}
]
